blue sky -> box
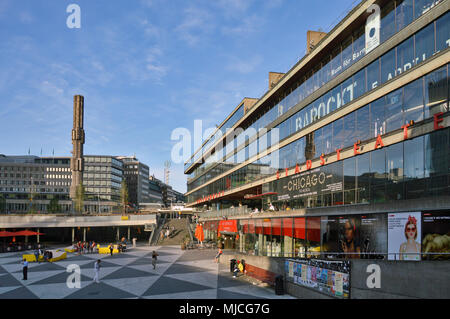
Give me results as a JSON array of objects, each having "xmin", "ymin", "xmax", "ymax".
[{"xmin": 0, "ymin": 0, "xmax": 360, "ymax": 193}]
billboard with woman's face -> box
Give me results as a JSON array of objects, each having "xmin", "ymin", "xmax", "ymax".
[
  {"xmin": 388, "ymin": 212, "xmax": 422, "ymax": 261},
  {"xmin": 321, "ymin": 214, "xmax": 388, "ymax": 259}
]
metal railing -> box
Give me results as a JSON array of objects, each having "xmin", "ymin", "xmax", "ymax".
[
  {"xmin": 236, "ymin": 250, "xmax": 450, "ymax": 260},
  {"xmin": 200, "ymin": 205, "xmax": 252, "ymax": 219}
]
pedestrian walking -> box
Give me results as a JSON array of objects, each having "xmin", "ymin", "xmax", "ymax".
[
  {"xmin": 34, "ymin": 248, "xmax": 40, "ymax": 263},
  {"xmin": 22, "ymin": 258, "xmax": 28, "ymax": 280},
  {"xmin": 214, "ymin": 248, "xmax": 223, "ymax": 263},
  {"xmin": 152, "ymin": 251, "xmax": 159, "ymax": 270},
  {"xmin": 109, "ymin": 244, "xmax": 114, "ymax": 256},
  {"xmin": 93, "ymin": 259, "xmax": 101, "ymax": 283}
]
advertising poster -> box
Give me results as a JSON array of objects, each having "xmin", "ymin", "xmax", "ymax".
[
  {"xmin": 296, "ymin": 263, "xmax": 302, "ymax": 285},
  {"xmin": 335, "ymin": 272, "xmax": 343, "ymax": 296},
  {"xmin": 321, "ymin": 216, "xmax": 340, "ymax": 253},
  {"xmin": 301, "ymin": 264, "xmax": 307, "ymax": 285},
  {"xmin": 388, "ymin": 212, "xmax": 422, "ymax": 261},
  {"xmin": 322, "ymin": 215, "xmax": 363, "ymax": 258},
  {"xmin": 289, "ymin": 261, "xmax": 294, "ymax": 278},
  {"xmin": 422, "ymin": 212, "xmax": 450, "ymax": 260},
  {"xmin": 328, "ymin": 270, "xmax": 334, "ymax": 294},
  {"xmin": 360, "ymin": 214, "xmax": 388, "ymax": 258}
]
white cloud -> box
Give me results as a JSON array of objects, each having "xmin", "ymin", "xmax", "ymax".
[
  {"xmin": 175, "ymin": 7, "xmax": 215, "ymax": 46},
  {"xmin": 226, "ymin": 55, "xmax": 263, "ymax": 74}
]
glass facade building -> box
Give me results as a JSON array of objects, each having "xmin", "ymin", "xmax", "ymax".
[{"xmin": 185, "ymin": 0, "xmax": 450, "ymax": 259}]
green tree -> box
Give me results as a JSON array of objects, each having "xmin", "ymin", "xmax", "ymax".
[
  {"xmin": 75, "ymin": 184, "xmax": 85, "ymax": 214},
  {"xmin": 120, "ymin": 180, "xmax": 129, "ymax": 215},
  {"xmin": 48, "ymin": 196, "xmax": 61, "ymax": 214}
]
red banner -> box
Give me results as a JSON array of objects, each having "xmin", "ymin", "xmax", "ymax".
[{"xmin": 218, "ymin": 220, "xmax": 238, "ymax": 233}]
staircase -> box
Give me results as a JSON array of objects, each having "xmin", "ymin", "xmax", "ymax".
[{"xmin": 157, "ymin": 218, "xmax": 191, "ymax": 246}]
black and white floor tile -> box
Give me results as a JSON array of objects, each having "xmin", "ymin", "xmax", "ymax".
[{"xmin": 0, "ymin": 245, "xmax": 296, "ymax": 299}]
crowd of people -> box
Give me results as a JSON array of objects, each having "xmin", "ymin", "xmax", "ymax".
[
  {"xmin": 73, "ymin": 241, "xmax": 98, "ymax": 254},
  {"xmin": 159, "ymin": 225, "xmax": 175, "ymax": 241}
]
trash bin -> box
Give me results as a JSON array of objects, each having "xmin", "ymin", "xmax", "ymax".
[
  {"xmin": 230, "ymin": 259, "xmax": 237, "ymax": 273},
  {"xmin": 275, "ymin": 275, "xmax": 284, "ymax": 295}
]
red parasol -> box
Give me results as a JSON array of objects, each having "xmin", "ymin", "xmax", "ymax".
[
  {"xmin": 0, "ymin": 231, "xmax": 16, "ymax": 237},
  {"xmin": 194, "ymin": 224, "xmax": 204, "ymax": 242},
  {"xmin": 10, "ymin": 230, "xmax": 45, "ymax": 236}
]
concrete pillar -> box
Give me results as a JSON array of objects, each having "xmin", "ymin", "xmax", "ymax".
[
  {"xmin": 83, "ymin": 228, "xmax": 86, "ymax": 242},
  {"xmin": 37, "ymin": 228, "xmax": 40, "ymax": 243},
  {"xmin": 25, "ymin": 235, "xmax": 28, "ymax": 244},
  {"xmin": 72, "ymin": 227, "xmax": 75, "ymax": 243},
  {"xmin": 128, "ymin": 227, "xmax": 130, "ymax": 241},
  {"xmin": 116, "ymin": 227, "xmax": 119, "ymax": 241}
]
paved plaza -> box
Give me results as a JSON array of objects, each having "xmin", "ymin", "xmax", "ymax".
[{"xmin": 0, "ymin": 245, "xmax": 296, "ymax": 299}]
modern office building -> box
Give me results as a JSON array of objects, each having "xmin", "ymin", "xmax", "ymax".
[
  {"xmin": 184, "ymin": 0, "xmax": 450, "ymax": 261},
  {"xmin": 0, "ymin": 155, "xmax": 72, "ymax": 214},
  {"xmin": 82, "ymin": 155, "xmax": 124, "ymax": 213},
  {"xmin": 117, "ymin": 156, "xmax": 150, "ymax": 208},
  {"xmin": 0, "ymin": 154, "xmax": 127, "ymax": 213},
  {"xmin": 147, "ymin": 175, "xmax": 164, "ymax": 204}
]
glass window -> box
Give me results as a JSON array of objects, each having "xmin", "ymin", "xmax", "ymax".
[
  {"xmin": 341, "ymin": 77, "xmax": 354, "ymax": 106},
  {"xmin": 344, "ymin": 157, "xmax": 356, "ymax": 204},
  {"xmin": 353, "ymin": 68, "xmax": 366, "ymax": 99},
  {"xmin": 370, "ymin": 97, "xmax": 385, "ymax": 138},
  {"xmin": 396, "ymin": 0, "xmax": 414, "ymax": 32},
  {"xmin": 380, "ymin": 1, "xmax": 396, "ymax": 42},
  {"xmin": 436, "ymin": 11, "xmax": 450, "ymax": 52},
  {"xmin": 367, "ymin": 59, "xmax": 380, "ymax": 91},
  {"xmin": 293, "ymin": 217, "xmax": 306, "ymax": 257},
  {"xmin": 396, "ymin": 36, "xmax": 414, "ymax": 76},
  {"xmin": 331, "ymin": 47, "xmax": 343, "ymax": 79},
  {"xmin": 322, "ymin": 123, "xmax": 333, "ymax": 154},
  {"xmin": 425, "ymin": 128, "xmax": 448, "ymax": 177},
  {"xmin": 356, "ymin": 152, "xmax": 370, "ymax": 203},
  {"xmin": 381, "ymin": 48, "xmax": 396, "ymax": 84},
  {"xmin": 370, "ymin": 148, "xmax": 386, "ymax": 203},
  {"xmin": 385, "ymin": 89, "xmax": 403, "ymax": 132},
  {"xmin": 352, "ymin": 24, "xmax": 365, "ymax": 64},
  {"xmin": 404, "ymin": 136, "xmax": 425, "ymax": 199},
  {"xmin": 282, "ymin": 218, "xmax": 294, "ymax": 257},
  {"xmin": 343, "ymin": 111, "xmax": 356, "ymax": 148},
  {"xmin": 312, "ymin": 128, "xmax": 323, "ymax": 159},
  {"xmin": 356, "ymin": 104, "xmax": 371, "ymax": 142},
  {"xmin": 294, "ymin": 137, "xmax": 306, "ymax": 165},
  {"xmin": 415, "ymin": 22, "xmax": 435, "ymax": 65},
  {"xmin": 403, "ymin": 78, "xmax": 424, "ymax": 124},
  {"xmin": 342, "ymin": 36, "xmax": 353, "ymax": 71},
  {"xmin": 332, "ymin": 118, "xmax": 344, "ymax": 151},
  {"xmin": 424, "ymin": 65, "xmax": 448, "ymax": 117},
  {"xmin": 386, "ymin": 142, "xmax": 404, "ymax": 200},
  {"xmin": 331, "ymin": 84, "xmax": 343, "ymax": 113},
  {"xmin": 415, "ymin": 0, "xmax": 442, "ymax": 20}
]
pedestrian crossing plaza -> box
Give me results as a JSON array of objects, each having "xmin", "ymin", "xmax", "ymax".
[{"xmin": 0, "ymin": 245, "xmax": 296, "ymax": 299}]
